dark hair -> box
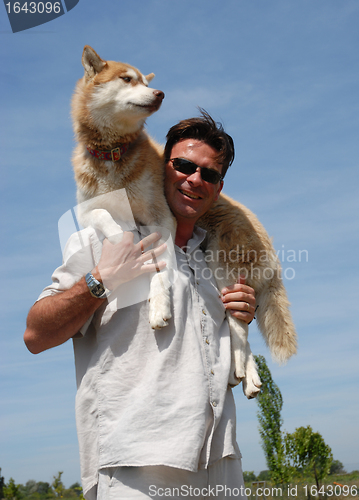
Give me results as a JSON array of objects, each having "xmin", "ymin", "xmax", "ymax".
[{"xmin": 164, "ymin": 109, "xmax": 235, "ymax": 178}]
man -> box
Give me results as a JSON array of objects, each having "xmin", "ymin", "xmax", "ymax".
[{"xmin": 24, "ymin": 112, "xmax": 256, "ymax": 499}]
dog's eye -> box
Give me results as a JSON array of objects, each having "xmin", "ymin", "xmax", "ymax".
[{"xmin": 120, "ymin": 76, "xmax": 132, "ymax": 83}]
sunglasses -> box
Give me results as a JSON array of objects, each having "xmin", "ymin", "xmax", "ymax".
[{"xmin": 168, "ymin": 158, "xmax": 223, "ymax": 184}]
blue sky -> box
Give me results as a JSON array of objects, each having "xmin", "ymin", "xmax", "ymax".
[{"xmin": 1, "ymin": 0, "xmax": 358, "ymax": 488}]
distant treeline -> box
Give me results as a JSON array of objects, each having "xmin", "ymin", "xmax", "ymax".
[{"xmin": 0, "ymin": 470, "xmax": 84, "ymax": 500}]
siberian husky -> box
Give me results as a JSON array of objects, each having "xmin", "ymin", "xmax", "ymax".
[
  {"xmin": 72, "ymin": 46, "xmax": 297, "ymax": 398},
  {"xmin": 72, "ymin": 45, "xmax": 175, "ymax": 329}
]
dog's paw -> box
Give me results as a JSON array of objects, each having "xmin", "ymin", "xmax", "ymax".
[
  {"xmin": 149, "ymin": 295, "xmax": 172, "ymax": 329},
  {"xmin": 149, "ymin": 272, "xmax": 172, "ymax": 329},
  {"xmin": 242, "ymin": 376, "xmax": 262, "ymax": 399},
  {"xmin": 242, "ymin": 356, "xmax": 262, "ymax": 399},
  {"xmin": 150, "ymin": 315, "xmax": 169, "ymax": 329},
  {"xmin": 232, "ymin": 348, "xmax": 246, "ymax": 381},
  {"xmin": 227, "ymin": 316, "xmax": 248, "ymax": 382},
  {"xmin": 228, "ymin": 351, "xmax": 246, "ymax": 387}
]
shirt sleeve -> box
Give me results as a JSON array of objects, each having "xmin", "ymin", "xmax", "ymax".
[{"xmin": 37, "ymin": 227, "xmax": 104, "ymax": 336}]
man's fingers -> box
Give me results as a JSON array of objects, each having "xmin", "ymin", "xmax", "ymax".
[
  {"xmin": 140, "ymin": 260, "xmax": 167, "ymax": 274},
  {"xmin": 220, "ymin": 276, "xmax": 256, "ymax": 325},
  {"xmin": 140, "ymin": 242, "xmax": 167, "ymax": 263},
  {"xmin": 224, "ymin": 301, "xmax": 256, "ymax": 324},
  {"xmin": 238, "ymin": 274, "xmax": 246, "ymax": 285},
  {"xmin": 221, "ymin": 282, "xmax": 255, "ymax": 296},
  {"xmin": 137, "ymin": 232, "xmax": 162, "ymax": 254},
  {"xmin": 222, "ymin": 290, "xmax": 255, "ymax": 305},
  {"xmin": 223, "ymin": 300, "xmax": 254, "ymax": 312}
]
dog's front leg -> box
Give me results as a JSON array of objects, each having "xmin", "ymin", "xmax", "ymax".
[
  {"xmin": 241, "ymin": 343, "xmax": 262, "ymax": 399},
  {"xmin": 227, "ymin": 314, "xmax": 262, "ymax": 398},
  {"xmin": 149, "ymin": 271, "xmax": 172, "ymax": 329},
  {"xmin": 148, "ymin": 215, "xmax": 176, "ymax": 329},
  {"xmin": 227, "ymin": 313, "xmax": 249, "ymax": 385},
  {"xmin": 80, "ymin": 207, "xmax": 124, "ymax": 244},
  {"xmin": 203, "ymin": 247, "xmax": 253, "ymax": 389}
]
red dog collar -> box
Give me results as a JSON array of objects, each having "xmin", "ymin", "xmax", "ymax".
[{"xmin": 87, "ymin": 144, "xmax": 129, "ymax": 162}]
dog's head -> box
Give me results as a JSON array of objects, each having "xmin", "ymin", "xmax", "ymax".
[{"xmin": 73, "ymin": 46, "xmax": 164, "ymax": 135}]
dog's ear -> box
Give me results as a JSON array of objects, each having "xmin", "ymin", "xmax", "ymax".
[
  {"xmin": 145, "ymin": 73, "xmax": 155, "ymax": 83},
  {"xmin": 82, "ymin": 45, "xmax": 107, "ymax": 80}
]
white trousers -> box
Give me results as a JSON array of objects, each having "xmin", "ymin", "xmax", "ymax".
[{"xmin": 95, "ymin": 458, "xmax": 247, "ymax": 499}]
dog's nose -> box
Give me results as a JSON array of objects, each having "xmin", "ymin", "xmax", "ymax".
[{"xmin": 153, "ymin": 90, "xmax": 165, "ymax": 101}]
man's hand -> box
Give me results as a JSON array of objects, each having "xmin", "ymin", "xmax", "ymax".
[
  {"xmin": 221, "ymin": 275, "xmax": 256, "ymax": 324},
  {"xmin": 24, "ymin": 231, "xmax": 167, "ymax": 354},
  {"xmin": 94, "ymin": 231, "xmax": 167, "ymax": 292}
]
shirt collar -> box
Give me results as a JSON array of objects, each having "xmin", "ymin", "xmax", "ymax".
[{"xmin": 176, "ymin": 226, "xmax": 207, "ymax": 256}]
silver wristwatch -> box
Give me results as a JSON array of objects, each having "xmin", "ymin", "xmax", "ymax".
[{"xmin": 85, "ymin": 273, "xmax": 108, "ymax": 299}]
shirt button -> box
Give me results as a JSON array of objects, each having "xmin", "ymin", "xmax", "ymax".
[
  {"xmin": 212, "ymin": 401, "xmax": 217, "ymax": 407},
  {"xmin": 205, "ymin": 338, "xmax": 210, "ymax": 345},
  {"xmin": 202, "ymin": 309, "xmax": 206, "ymax": 315},
  {"xmin": 211, "ymin": 369, "xmax": 214, "ymax": 375}
]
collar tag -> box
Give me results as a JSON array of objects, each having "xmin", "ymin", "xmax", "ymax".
[{"xmin": 86, "ymin": 143, "xmax": 129, "ymax": 161}]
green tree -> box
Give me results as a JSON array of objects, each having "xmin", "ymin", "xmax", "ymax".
[
  {"xmin": 36, "ymin": 481, "xmax": 51, "ymax": 496},
  {"xmin": 254, "ymin": 355, "xmax": 293, "ymax": 485},
  {"xmin": 329, "ymin": 459, "xmax": 346, "ymax": 475},
  {"xmin": 258, "ymin": 470, "xmax": 271, "ymax": 481},
  {"xmin": 3, "ymin": 477, "xmax": 22, "ymax": 500},
  {"xmin": 0, "ymin": 468, "xmax": 5, "ymax": 499},
  {"xmin": 285, "ymin": 426, "xmax": 333, "ymax": 490},
  {"xmin": 243, "ymin": 471, "xmax": 257, "ymax": 482},
  {"xmin": 23, "ymin": 480, "xmax": 38, "ymax": 496},
  {"xmin": 69, "ymin": 482, "xmax": 84, "ymax": 498},
  {"xmin": 52, "ymin": 472, "xmax": 64, "ymax": 498}
]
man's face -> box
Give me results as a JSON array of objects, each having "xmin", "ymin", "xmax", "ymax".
[{"xmin": 164, "ymin": 139, "xmax": 224, "ymax": 225}]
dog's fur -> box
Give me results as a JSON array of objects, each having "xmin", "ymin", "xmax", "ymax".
[
  {"xmin": 199, "ymin": 195, "xmax": 297, "ymax": 393},
  {"xmin": 72, "ymin": 46, "xmax": 175, "ymax": 328},
  {"xmin": 72, "ymin": 46, "xmax": 297, "ymax": 398}
]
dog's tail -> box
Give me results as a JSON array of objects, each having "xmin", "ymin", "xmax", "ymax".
[{"xmin": 256, "ymin": 270, "xmax": 297, "ymax": 363}]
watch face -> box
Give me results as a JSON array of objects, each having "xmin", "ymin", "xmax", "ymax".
[
  {"xmin": 92, "ymin": 283, "xmax": 105, "ymax": 298},
  {"xmin": 86, "ymin": 273, "xmax": 106, "ymax": 298}
]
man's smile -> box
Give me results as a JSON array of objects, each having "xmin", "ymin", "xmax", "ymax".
[{"xmin": 178, "ymin": 189, "xmax": 202, "ymax": 200}]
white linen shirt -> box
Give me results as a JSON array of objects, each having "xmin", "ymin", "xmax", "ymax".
[{"xmin": 38, "ymin": 226, "xmax": 241, "ymax": 498}]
